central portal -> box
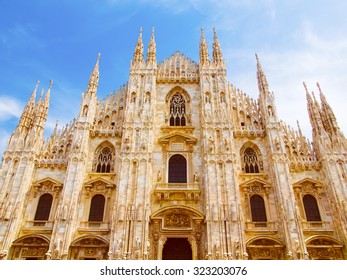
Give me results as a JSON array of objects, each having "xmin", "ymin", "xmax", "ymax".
[{"xmin": 162, "ymin": 238, "xmax": 192, "ymax": 260}]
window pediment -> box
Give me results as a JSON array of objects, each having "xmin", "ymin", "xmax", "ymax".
[
  {"xmin": 292, "ymin": 178, "xmax": 324, "ymax": 195},
  {"xmin": 240, "ymin": 177, "xmax": 271, "ymax": 189},
  {"xmin": 293, "ymin": 178, "xmax": 323, "ymax": 188},
  {"xmin": 84, "ymin": 177, "xmax": 116, "ymax": 198},
  {"xmin": 158, "ymin": 132, "xmax": 197, "ymax": 146},
  {"xmin": 32, "ymin": 177, "xmax": 63, "ymax": 197}
]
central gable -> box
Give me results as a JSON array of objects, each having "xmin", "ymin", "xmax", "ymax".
[{"xmin": 157, "ymin": 51, "xmax": 199, "ymax": 83}]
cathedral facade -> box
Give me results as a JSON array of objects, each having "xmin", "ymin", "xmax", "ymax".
[{"xmin": 0, "ymin": 28, "xmax": 347, "ymax": 260}]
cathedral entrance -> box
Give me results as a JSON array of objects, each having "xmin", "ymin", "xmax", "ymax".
[
  {"xmin": 162, "ymin": 238, "xmax": 192, "ymax": 260},
  {"xmin": 150, "ymin": 206, "xmax": 205, "ymax": 260}
]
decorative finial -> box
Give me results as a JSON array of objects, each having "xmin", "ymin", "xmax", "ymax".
[
  {"xmin": 297, "ymin": 120, "xmax": 303, "ymax": 136},
  {"xmin": 316, "ymin": 81, "xmax": 322, "ymax": 94},
  {"xmin": 49, "ymin": 80, "xmax": 53, "ymax": 89}
]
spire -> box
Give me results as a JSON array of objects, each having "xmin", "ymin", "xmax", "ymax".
[
  {"xmin": 199, "ymin": 28, "xmax": 209, "ymax": 65},
  {"xmin": 86, "ymin": 53, "xmax": 100, "ymax": 94},
  {"xmin": 256, "ymin": 54, "xmax": 270, "ymax": 98},
  {"xmin": 34, "ymin": 80, "xmax": 53, "ymax": 129},
  {"xmin": 297, "ymin": 120, "xmax": 303, "ymax": 137},
  {"xmin": 146, "ymin": 27, "xmax": 157, "ymax": 64},
  {"xmin": 44, "ymin": 80, "xmax": 53, "ymax": 107},
  {"xmin": 133, "ymin": 27, "xmax": 144, "ymax": 64},
  {"xmin": 304, "ymin": 82, "xmax": 323, "ymax": 135},
  {"xmin": 30, "ymin": 80, "xmax": 40, "ymax": 104},
  {"xmin": 212, "ymin": 27, "xmax": 223, "ymax": 65},
  {"xmin": 317, "ymin": 82, "xmax": 339, "ymax": 133},
  {"xmin": 17, "ymin": 81, "xmax": 40, "ymax": 132}
]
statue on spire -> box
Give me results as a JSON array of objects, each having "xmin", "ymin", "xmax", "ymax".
[
  {"xmin": 199, "ymin": 27, "xmax": 209, "ymax": 65},
  {"xmin": 212, "ymin": 27, "xmax": 223, "ymax": 65},
  {"xmin": 133, "ymin": 27, "xmax": 144, "ymax": 65},
  {"xmin": 86, "ymin": 53, "xmax": 100, "ymax": 95},
  {"xmin": 146, "ymin": 27, "xmax": 157, "ymax": 65}
]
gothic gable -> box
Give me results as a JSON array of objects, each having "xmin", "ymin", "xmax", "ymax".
[
  {"xmin": 157, "ymin": 51, "xmax": 199, "ymax": 83},
  {"xmin": 292, "ymin": 178, "xmax": 323, "ymax": 188},
  {"xmin": 158, "ymin": 131, "xmax": 197, "ymax": 146}
]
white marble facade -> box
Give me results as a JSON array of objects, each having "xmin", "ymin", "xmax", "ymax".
[{"xmin": 0, "ymin": 28, "xmax": 346, "ymax": 260}]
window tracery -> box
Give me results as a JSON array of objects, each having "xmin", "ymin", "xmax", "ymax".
[
  {"xmin": 169, "ymin": 94, "xmax": 186, "ymax": 126},
  {"xmin": 243, "ymin": 147, "xmax": 260, "ymax": 173},
  {"xmin": 93, "ymin": 144, "xmax": 115, "ymax": 173}
]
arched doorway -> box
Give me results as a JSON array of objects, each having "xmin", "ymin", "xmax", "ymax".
[
  {"xmin": 306, "ymin": 236, "xmax": 344, "ymax": 260},
  {"xmin": 162, "ymin": 238, "xmax": 192, "ymax": 260},
  {"xmin": 150, "ymin": 206, "xmax": 205, "ymax": 260},
  {"xmin": 246, "ymin": 237, "xmax": 285, "ymax": 260},
  {"xmin": 69, "ymin": 236, "xmax": 109, "ymax": 260},
  {"xmin": 9, "ymin": 235, "xmax": 50, "ymax": 260}
]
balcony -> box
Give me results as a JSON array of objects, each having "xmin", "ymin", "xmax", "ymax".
[
  {"xmin": 245, "ymin": 221, "xmax": 278, "ymax": 234},
  {"xmin": 22, "ymin": 220, "xmax": 54, "ymax": 234},
  {"xmin": 302, "ymin": 221, "xmax": 333, "ymax": 233},
  {"xmin": 78, "ymin": 221, "xmax": 110, "ymax": 233},
  {"xmin": 154, "ymin": 183, "xmax": 200, "ymax": 202}
]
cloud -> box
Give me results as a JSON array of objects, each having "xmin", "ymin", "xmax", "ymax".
[
  {"xmin": 0, "ymin": 96, "xmax": 23, "ymax": 121},
  {"xmin": 229, "ymin": 22, "xmax": 347, "ymax": 138},
  {"xmin": 0, "ymin": 23, "xmax": 44, "ymax": 52}
]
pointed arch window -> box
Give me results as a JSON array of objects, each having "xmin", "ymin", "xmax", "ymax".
[
  {"xmin": 303, "ymin": 194, "xmax": 321, "ymax": 221},
  {"xmin": 243, "ymin": 147, "xmax": 260, "ymax": 173},
  {"xmin": 88, "ymin": 194, "xmax": 105, "ymax": 222},
  {"xmin": 34, "ymin": 193, "xmax": 53, "ymax": 221},
  {"xmin": 168, "ymin": 154, "xmax": 187, "ymax": 183},
  {"xmin": 250, "ymin": 195, "xmax": 267, "ymax": 222},
  {"xmin": 169, "ymin": 94, "xmax": 186, "ymax": 126},
  {"xmin": 94, "ymin": 145, "xmax": 114, "ymax": 173}
]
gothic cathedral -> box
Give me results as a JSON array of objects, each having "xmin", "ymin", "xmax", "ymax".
[{"xmin": 0, "ymin": 28, "xmax": 347, "ymax": 260}]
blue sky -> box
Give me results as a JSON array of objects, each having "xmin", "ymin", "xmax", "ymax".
[{"xmin": 1, "ymin": 0, "xmax": 347, "ymax": 154}]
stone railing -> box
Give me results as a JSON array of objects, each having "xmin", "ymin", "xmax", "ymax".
[
  {"xmin": 154, "ymin": 182, "xmax": 200, "ymax": 201},
  {"xmin": 245, "ymin": 221, "xmax": 277, "ymax": 233}
]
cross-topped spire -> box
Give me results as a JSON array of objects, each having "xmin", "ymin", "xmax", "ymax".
[
  {"xmin": 256, "ymin": 54, "xmax": 270, "ymax": 98},
  {"xmin": 199, "ymin": 27, "xmax": 209, "ymax": 65},
  {"xmin": 86, "ymin": 53, "xmax": 100, "ymax": 94},
  {"xmin": 146, "ymin": 27, "xmax": 157, "ymax": 64},
  {"xmin": 212, "ymin": 27, "xmax": 223, "ymax": 65},
  {"xmin": 133, "ymin": 27, "xmax": 144, "ymax": 64}
]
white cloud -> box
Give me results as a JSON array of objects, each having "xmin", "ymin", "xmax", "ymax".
[{"xmin": 0, "ymin": 96, "xmax": 23, "ymax": 121}]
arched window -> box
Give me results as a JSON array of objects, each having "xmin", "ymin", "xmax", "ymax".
[
  {"xmin": 88, "ymin": 194, "xmax": 105, "ymax": 222},
  {"xmin": 34, "ymin": 193, "xmax": 53, "ymax": 221},
  {"xmin": 169, "ymin": 94, "xmax": 186, "ymax": 126},
  {"xmin": 94, "ymin": 146, "xmax": 114, "ymax": 173},
  {"xmin": 250, "ymin": 195, "xmax": 267, "ymax": 222},
  {"xmin": 168, "ymin": 154, "xmax": 187, "ymax": 183},
  {"xmin": 243, "ymin": 147, "xmax": 260, "ymax": 173},
  {"xmin": 303, "ymin": 195, "xmax": 321, "ymax": 221}
]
